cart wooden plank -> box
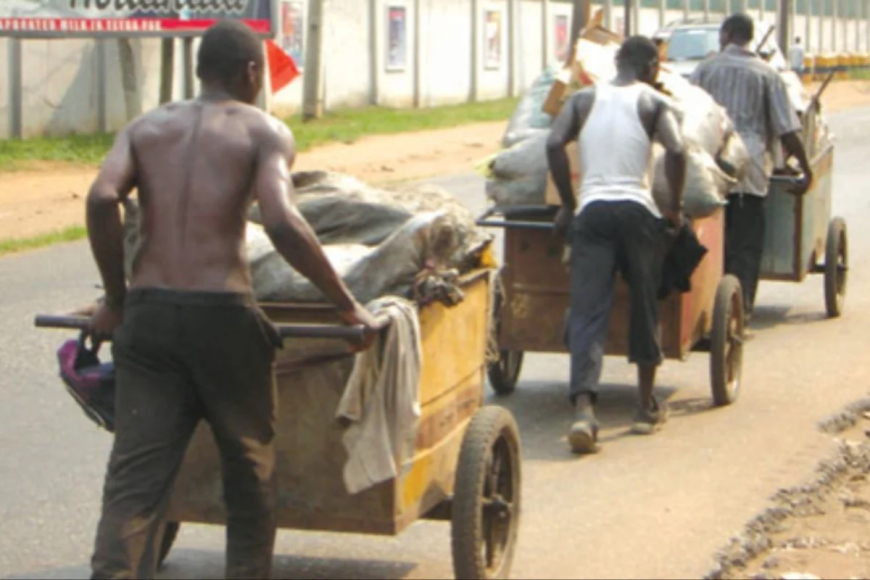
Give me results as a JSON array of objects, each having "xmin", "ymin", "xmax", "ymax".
[{"xmin": 497, "ymin": 209, "xmax": 724, "ymax": 360}]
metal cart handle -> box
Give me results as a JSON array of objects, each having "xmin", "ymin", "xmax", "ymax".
[
  {"xmin": 34, "ymin": 314, "xmax": 390, "ymax": 341},
  {"xmin": 475, "ymin": 206, "xmax": 558, "ymax": 231}
]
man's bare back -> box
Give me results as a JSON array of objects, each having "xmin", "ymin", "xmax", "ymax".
[
  {"xmin": 128, "ymin": 99, "xmax": 283, "ymax": 294},
  {"xmin": 86, "ymin": 22, "xmax": 375, "ymax": 338}
]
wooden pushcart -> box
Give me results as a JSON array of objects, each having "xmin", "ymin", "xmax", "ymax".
[
  {"xmin": 760, "ymin": 143, "xmax": 846, "ymax": 317},
  {"xmin": 36, "ymin": 266, "xmax": 523, "ymax": 579},
  {"xmin": 477, "ymin": 206, "xmax": 745, "ymax": 407}
]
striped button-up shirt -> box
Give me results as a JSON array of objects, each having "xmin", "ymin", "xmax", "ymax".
[{"xmin": 690, "ymin": 44, "xmax": 801, "ymax": 196}]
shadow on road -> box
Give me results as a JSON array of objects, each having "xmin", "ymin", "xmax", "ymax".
[
  {"xmin": 488, "ymin": 379, "xmax": 716, "ymax": 462},
  {"xmin": 6, "ymin": 550, "xmax": 418, "ymax": 580},
  {"xmin": 750, "ymin": 303, "xmax": 829, "ymax": 331}
]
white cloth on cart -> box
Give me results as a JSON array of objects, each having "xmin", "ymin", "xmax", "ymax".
[{"xmin": 336, "ymin": 296, "xmax": 423, "ymax": 495}]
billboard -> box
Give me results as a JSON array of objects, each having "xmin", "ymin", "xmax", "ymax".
[{"xmin": 0, "ymin": 0, "xmax": 276, "ymax": 38}]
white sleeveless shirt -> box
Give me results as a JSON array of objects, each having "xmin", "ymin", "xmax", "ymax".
[{"xmin": 576, "ymin": 82, "xmax": 660, "ymax": 218}]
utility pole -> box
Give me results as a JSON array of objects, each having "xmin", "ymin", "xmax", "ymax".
[
  {"xmin": 96, "ymin": 40, "xmax": 108, "ymax": 133},
  {"xmin": 508, "ymin": 0, "xmax": 518, "ymax": 97},
  {"xmin": 8, "ymin": 38, "xmax": 22, "ymax": 139},
  {"xmin": 117, "ymin": 38, "xmax": 142, "ymax": 121},
  {"xmin": 805, "ymin": 0, "xmax": 812, "ymax": 54},
  {"xmin": 159, "ymin": 38, "xmax": 174, "ymax": 105},
  {"xmin": 542, "ymin": 0, "xmax": 551, "ymax": 69},
  {"xmin": 303, "ymin": 0, "xmax": 325, "ymax": 120},
  {"xmin": 470, "ymin": 0, "xmax": 480, "ymax": 102},
  {"xmin": 567, "ymin": 0, "xmax": 588, "ymax": 65},
  {"xmin": 182, "ymin": 37, "xmax": 194, "ymax": 99},
  {"xmin": 777, "ymin": 0, "xmax": 791, "ymax": 55}
]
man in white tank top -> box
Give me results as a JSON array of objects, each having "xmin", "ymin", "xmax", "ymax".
[{"xmin": 547, "ymin": 36, "xmax": 687, "ymax": 454}]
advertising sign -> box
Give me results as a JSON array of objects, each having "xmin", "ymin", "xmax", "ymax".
[
  {"xmin": 484, "ymin": 8, "xmax": 502, "ymax": 70},
  {"xmin": 279, "ymin": 0, "xmax": 303, "ymax": 67},
  {"xmin": 0, "ymin": 0, "xmax": 276, "ymax": 38},
  {"xmin": 386, "ymin": 4, "xmax": 407, "ymax": 72}
]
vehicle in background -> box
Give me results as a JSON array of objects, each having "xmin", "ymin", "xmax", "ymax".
[{"xmin": 655, "ymin": 19, "xmax": 788, "ymax": 78}]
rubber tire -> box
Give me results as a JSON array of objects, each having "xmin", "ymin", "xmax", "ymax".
[
  {"xmin": 452, "ymin": 406, "xmax": 522, "ymax": 580},
  {"xmin": 487, "ymin": 350, "xmax": 524, "ymax": 397},
  {"xmin": 711, "ymin": 275, "xmax": 744, "ymax": 407},
  {"xmin": 157, "ymin": 521, "xmax": 180, "ymax": 570},
  {"xmin": 487, "ymin": 273, "xmax": 524, "ymax": 396},
  {"xmin": 824, "ymin": 217, "xmax": 848, "ymax": 318}
]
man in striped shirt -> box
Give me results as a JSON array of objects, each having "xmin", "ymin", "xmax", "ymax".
[{"xmin": 690, "ymin": 13, "xmax": 813, "ymax": 321}]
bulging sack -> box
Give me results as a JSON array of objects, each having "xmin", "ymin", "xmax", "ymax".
[
  {"xmin": 124, "ymin": 170, "xmax": 492, "ymax": 304},
  {"xmin": 486, "ymin": 132, "xmax": 549, "ymax": 206},
  {"xmin": 651, "ymin": 146, "xmax": 733, "ymax": 219},
  {"xmin": 502, "ymin": 68, "xmax": 557, "ymax": 148},
  {"xmin": 250, "ymin": 211, "xmax": 468, "ymax": 304}
]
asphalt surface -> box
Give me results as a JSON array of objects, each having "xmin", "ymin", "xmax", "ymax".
[{"xmin": 2, "ymin": 108, "xmax": 870, "ymax": 580}]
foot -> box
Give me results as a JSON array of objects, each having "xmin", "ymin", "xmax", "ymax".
[
  {"xmin": 568, "ymin": 397, "xmax": 600, "ymax": 454},
  {"xmin": 631, "ymin": 397, "xmax": 669, "ymax": 435}
]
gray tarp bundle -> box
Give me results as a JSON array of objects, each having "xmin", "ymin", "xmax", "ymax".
[{"xmin": 123, "ymin": 171, "xmax": 491, "ymax": 304}]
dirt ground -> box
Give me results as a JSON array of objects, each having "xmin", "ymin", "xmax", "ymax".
[
  {"xmin": 2, "ymin": 80, "xmax": 870, "ymax": 242},
  {"xmin": 713, "ymin": 403, "xmax": 870, "ymax": 580}
]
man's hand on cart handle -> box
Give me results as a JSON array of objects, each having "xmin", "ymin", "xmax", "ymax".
[
  {"xmin": 790, "ymin": 171, "xmax": 814, "ymax": 196},
  {"xmin": 338, "ymin": 302, "xmax": 383, "ymax": 352},
  {"xmin": 662, "ymin": 207, "xmax": 679, "ymax": 228},
  {"xmin": 553, "ymin": 206, "xmax": 574, "ymax": 239},
  {"xmin": 89, "ymin": 296, "xmax": 123, "ymax": 341}
]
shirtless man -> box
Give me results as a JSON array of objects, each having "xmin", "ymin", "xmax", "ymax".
[
  {"xmin": 547, "ymin": 36, "xmax": 686, "ymax": 454},
  {"xmin": 86, "ymin": 21, "xmax": 377, "ymax": 579}
]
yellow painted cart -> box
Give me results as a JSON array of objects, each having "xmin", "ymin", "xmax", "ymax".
[{"xmin": 36, "ymin": 263, "xmax": 522, "ymax": 579}]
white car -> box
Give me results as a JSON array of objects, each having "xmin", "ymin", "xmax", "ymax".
[{"xmin": 658, "ymin": 20, "xmax": 788, "ymax": 78}]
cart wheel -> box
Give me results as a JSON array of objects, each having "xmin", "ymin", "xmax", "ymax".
[
  {"xmin": 824, "ymin": 217, "xmax": 848, "ymax": 318},
  {"xmin": 487, "ymin": 351, "xmax": 524, "ymax": 396},
  {"xmin": 157, "ymin": 521, "xmax": 180, "ymax": 570},
  {"xmin": 487, "ymin": 274, "xmax": 524, "ymax": 396},
  {"xmin": 711, "ymin": 275, "xmax": 744, "ymax": 407},
  {"xmin": 452, "ymin": 406, "xmax": 522, "ymax": 580}
]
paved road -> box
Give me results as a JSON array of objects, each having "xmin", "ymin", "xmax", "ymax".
[{"xmin": 3, "ymin": 108, "xmax": 870, "ymax": 580}]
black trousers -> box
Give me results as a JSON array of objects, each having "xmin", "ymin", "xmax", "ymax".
[
  {"xmin": 567, "ymin": 201, "xmax": 670, "ymax": 403},
  {"xmin": 724, "ymin": 193, "xmax": 766, "ymax": 317},
  {"xmin": 91, "ymin": 289, "xmax": 281, "ymax": 580}
]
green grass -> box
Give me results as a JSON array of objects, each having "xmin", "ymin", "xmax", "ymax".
[
  {"xmin": 0, "ymin": 225, "xmax": 88, "ymax": 257},
  {"xmin": 0, "ymin": 134, "xmax": 115, "ymax": 171},
  {"xmin": 0, "ymin": 98, "xmax": 519, "ymax": 172}
]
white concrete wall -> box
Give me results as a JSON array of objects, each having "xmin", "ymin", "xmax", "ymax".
[{"xmin": 4, "ymin": 0, "xmax": 870, "ymax": 138}]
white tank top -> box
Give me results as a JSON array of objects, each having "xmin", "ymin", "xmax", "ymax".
[{"xmin": 577, "ymin": 82, "xmax": 660, "ymax": 218}]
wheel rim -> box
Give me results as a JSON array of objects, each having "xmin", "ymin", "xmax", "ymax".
[
  {"xmin": 723, "ymin": 290, "xmax": 744, "ymax": 399},
  {"xmin": 836, "ymin": 231, "xmax": 848, "ymax": 309},
  {"xmin": 498, "ymin": 351, "xmax": 520, "ymax": 381},
  {"xmin": 480, "ymin": 435, "xmax": 517, "ymax": 576}
]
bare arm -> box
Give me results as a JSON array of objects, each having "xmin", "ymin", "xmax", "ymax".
[
  {"xmin": 768, "ymin": 73, "xmax": 813, "ymax": 191},
  {"xmin": 781, "ymin": 131, "xmax": 812, "ymax": 177},
  {"xmin": 87, "ymin": 127, "xmax": 137, "ymax": 310},
  {"xmin": 546, "ymin": 91, "xmax": 590, "ymax": 212},
  {"xmin": 253, "ymin": 121, "xmax": 360, "ymax": 317},
  {"xmin": 653, "ymin": 99, "xmax": 687, "ymax": 215}
]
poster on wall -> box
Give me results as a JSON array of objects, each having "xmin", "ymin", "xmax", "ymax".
[
  {"xmin": 484, "ymin": 8, "xmax": 503, "ymax": 70},
  {"xmin": 0, "ymin": 0, "xmax": 275, "ymax": 38},
  {"xmin": 280, "ymin": 0, "xmax": 304, "ymax": 68},
  {"xmin": 554, "ymin": 14, "xmax": 569, "ymax": 63},
  {"xmin": 387, "ymin": 5, "xmax": 407, "ymax": 72},
  {"xmin": 615, "ymin": 16, "xmax": 625, "ymax": 38}
]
